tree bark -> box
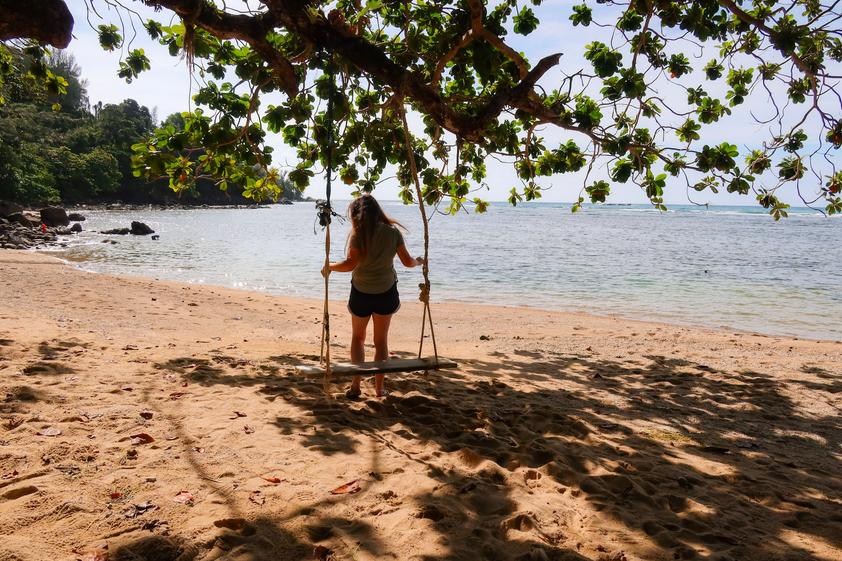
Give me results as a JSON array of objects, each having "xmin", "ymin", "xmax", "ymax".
[{"xmin": 0, "ymin": 0, "xmax": 73, "ymax": 48}]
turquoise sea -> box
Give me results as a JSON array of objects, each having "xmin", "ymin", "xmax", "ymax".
[{"xmin": 47, "ymin": 202, "xmax": 841, "ymax": 341}]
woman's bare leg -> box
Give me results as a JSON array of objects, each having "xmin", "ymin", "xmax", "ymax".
[
  {"xmin": 372, "ymin": 313, "xmax": 392, "ymax": 396},
  {"xmin": 349, "ymin": 314, "xmax": 370, "ymax": 394}
]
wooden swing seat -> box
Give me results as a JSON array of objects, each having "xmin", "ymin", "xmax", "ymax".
[{"xmin": 295, "ymin": 357, "xmax": 457, "ymax": 378}]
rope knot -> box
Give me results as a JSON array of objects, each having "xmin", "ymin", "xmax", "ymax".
[{"xmin": 418, "ymin": 281, "xmax": 430, "ymax": 304}]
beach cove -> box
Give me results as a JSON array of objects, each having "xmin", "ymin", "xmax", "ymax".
[{"xmin": 1, "ymin": 250, "xmax": 840, "ymax": 561}]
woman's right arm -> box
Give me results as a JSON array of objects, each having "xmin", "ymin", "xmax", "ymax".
[
  {"xmin": 396, "ymin": 244, "xmax": 424, "ymax": 268},
  {"xmin": 322, "ymin": 246, "xmax": 360, "ymax": 277}
]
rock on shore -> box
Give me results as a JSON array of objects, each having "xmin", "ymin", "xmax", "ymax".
[{"xmin": 0, "ymin": 201, "xmax": 79, "ymax": 249}]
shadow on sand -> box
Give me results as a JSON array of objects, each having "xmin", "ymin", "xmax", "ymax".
[{"xmin": 108, "ymin": 348, "xmax": 842, "ymax": 561}]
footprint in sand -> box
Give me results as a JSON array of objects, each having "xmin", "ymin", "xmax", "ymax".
[{"xmin": 22, "ymin": 362, "xmax": 76, "ymax": 376}]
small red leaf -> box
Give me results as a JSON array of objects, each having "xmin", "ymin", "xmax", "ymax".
[
  {"xmin": 330, "ymin": 479, "xmax": 361, "ymax": 495},
  {"xmin": 109, "ymin": 491, "xmax": 123, "ymax": 500},
  {"xmin": 130, "ymin": 433, "xmax": 154, "ymax": 445},
  {"xmin": 261, "ymin": 476, "xmax": 282, "ymax": 484}
]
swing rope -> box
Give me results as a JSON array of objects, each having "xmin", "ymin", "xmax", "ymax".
[
  {"xmin": 318, "ymin": 57, "xmax": 337, "ymax": 393},
  {"xmin": 398, "ymin": 101, "xmax": 439, "ymax": 366}
]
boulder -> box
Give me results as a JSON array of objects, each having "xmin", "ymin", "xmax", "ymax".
[
  {"xmin": 69, "ymin": 223, "xmax": 82, "ymax": 233},
  {"xmin": 0, "ymin": 200, "xmax": 23, "ymax": 217},
  {"xmin": 101, "ymin": 228, "xmax": 130, "ymax": 235},
  {"xmin": 67, "ymin": 213, "xmax": 86, "ymax": 222},
  {"xmin": 40, "ymin": 207, "xmax": 69, "ymax": 227},
  {"xmin": 6, "ymin": 212, "xmax": 39, "ymax": 228},
  {"xmin": 130, "ymin": 221, "xmax": 155, "ymax": 235}
]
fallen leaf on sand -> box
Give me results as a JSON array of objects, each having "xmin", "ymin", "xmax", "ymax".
[
  {"xmin": 262, "ymin": 476, "xmax": 282, "ymax": 484},
  {"xmin": 330, "ymin": 479, "xmax": 361, "ymax": 495},
  {"xmin": 76, "ymin": 543, "xmax": 108, "ymax": 561},
  {"xmin": 230, "ymin": 411, "xmax": 247, "ymax": 419},
  {"xmin": 38, "ymin": 427, "xmax": 62, "ymax": 437},
  {"xmin": 249, "ymin": 490, "xmax": 265, "ymax": 505},
  {"xmin": 313, "ymin": 545, "xmax": 332, "ymax": 560},
  {"xmin": 123, "ymin": 502, "xmax": 156, "ymax": 518},
  {"xmin": 243, "ymin": 425, "xmax": 255, "ymax": 434},
  {"xmin": 174, "ymin": 491, "xmax": 194, "ymax": 505},
  {"xmin": 109, "ymin": 491, "xmax": 123, "ymax": 500},
  {"xmin": 130, "ymin": 433, "xmax": 155, "ymax": 445}
]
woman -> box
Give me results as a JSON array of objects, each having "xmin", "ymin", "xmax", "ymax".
[{"xmin": 322, "ymin": 194, "xmax": 424, "ymax": 398}]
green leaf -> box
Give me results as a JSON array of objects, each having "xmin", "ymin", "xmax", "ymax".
[
  {"xmin": 513, "ymin": 7, "xmax": 539, "ymax": 35},
  {"xmin": 97, "ymin": 24, "xmax": 123, "ymax": 51}
]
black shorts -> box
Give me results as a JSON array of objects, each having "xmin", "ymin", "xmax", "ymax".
[{"xmin": 348, "ymin": 282, "xmax": 400, "ymax": 318}]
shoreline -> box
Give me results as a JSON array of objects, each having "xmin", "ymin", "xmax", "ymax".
[
  {"xmin": 2, "ymin": 249, "xmax": 841, "ymax": 561},
  {"xmin": 38, "ymin": 248, "xmax": 842, "ymax": 344}
]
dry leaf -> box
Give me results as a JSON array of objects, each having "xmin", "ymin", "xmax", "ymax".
[
  {"xmin": 174, "ymin": 491, "xmax": 194, "ymax": 505},
  {"xmin": 243, "ymin": 425, "xmax": 255, "ymax": 434},
  {"xmin": 123, "ymin": 502, "xmax": 155, "ymax": 518},
  {"xmin": 313, "ymin": 545, "xmax": 332, "ymax": 560},
  {"xmin": 249, "ymin": 490, "xmax": 265, "ymax": 505},
  {"xmin": 109, "ymin": 491, "xmax": 123, "ymax": 500},
  {"xmin": 38, "ymin": 427, "xmax": 61, "ymax": 437},
  {"xmin": 329, "ymin": 479, "xmax": 361, "ymax": 495},
  {"xmin": 76, "ymin": 544, "xmax": 109, "ymax": 561},
  {"xmin": 262, "ymin": 476, "xmax": 282, "ymax": 484},
  {"xmin": 130, "ymin": 433, "xmax": 155, "ymax": 445}
]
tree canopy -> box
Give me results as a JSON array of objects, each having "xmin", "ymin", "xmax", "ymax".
[{"xmin": 1, "ymin": 1, "xmax": 841, "ymax": 217}]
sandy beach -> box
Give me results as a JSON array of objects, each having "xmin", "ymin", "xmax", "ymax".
[{"xmin": 1, "ymin": 249, "xmax": 840, "ymax": 561}]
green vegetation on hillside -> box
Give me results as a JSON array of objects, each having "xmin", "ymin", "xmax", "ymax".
[{"xmin": 0, "ymin": 48, "xmax": 303, "ymax": 206}]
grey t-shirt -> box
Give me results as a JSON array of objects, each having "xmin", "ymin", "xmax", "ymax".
[{"xmin": 351, "ymin": 223, "xmax": 404, "ymax": 294}]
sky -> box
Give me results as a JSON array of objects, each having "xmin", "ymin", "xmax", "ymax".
[{"xmin": 63, "ymin": 1, "xmax": 840, "ymax": 206}]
